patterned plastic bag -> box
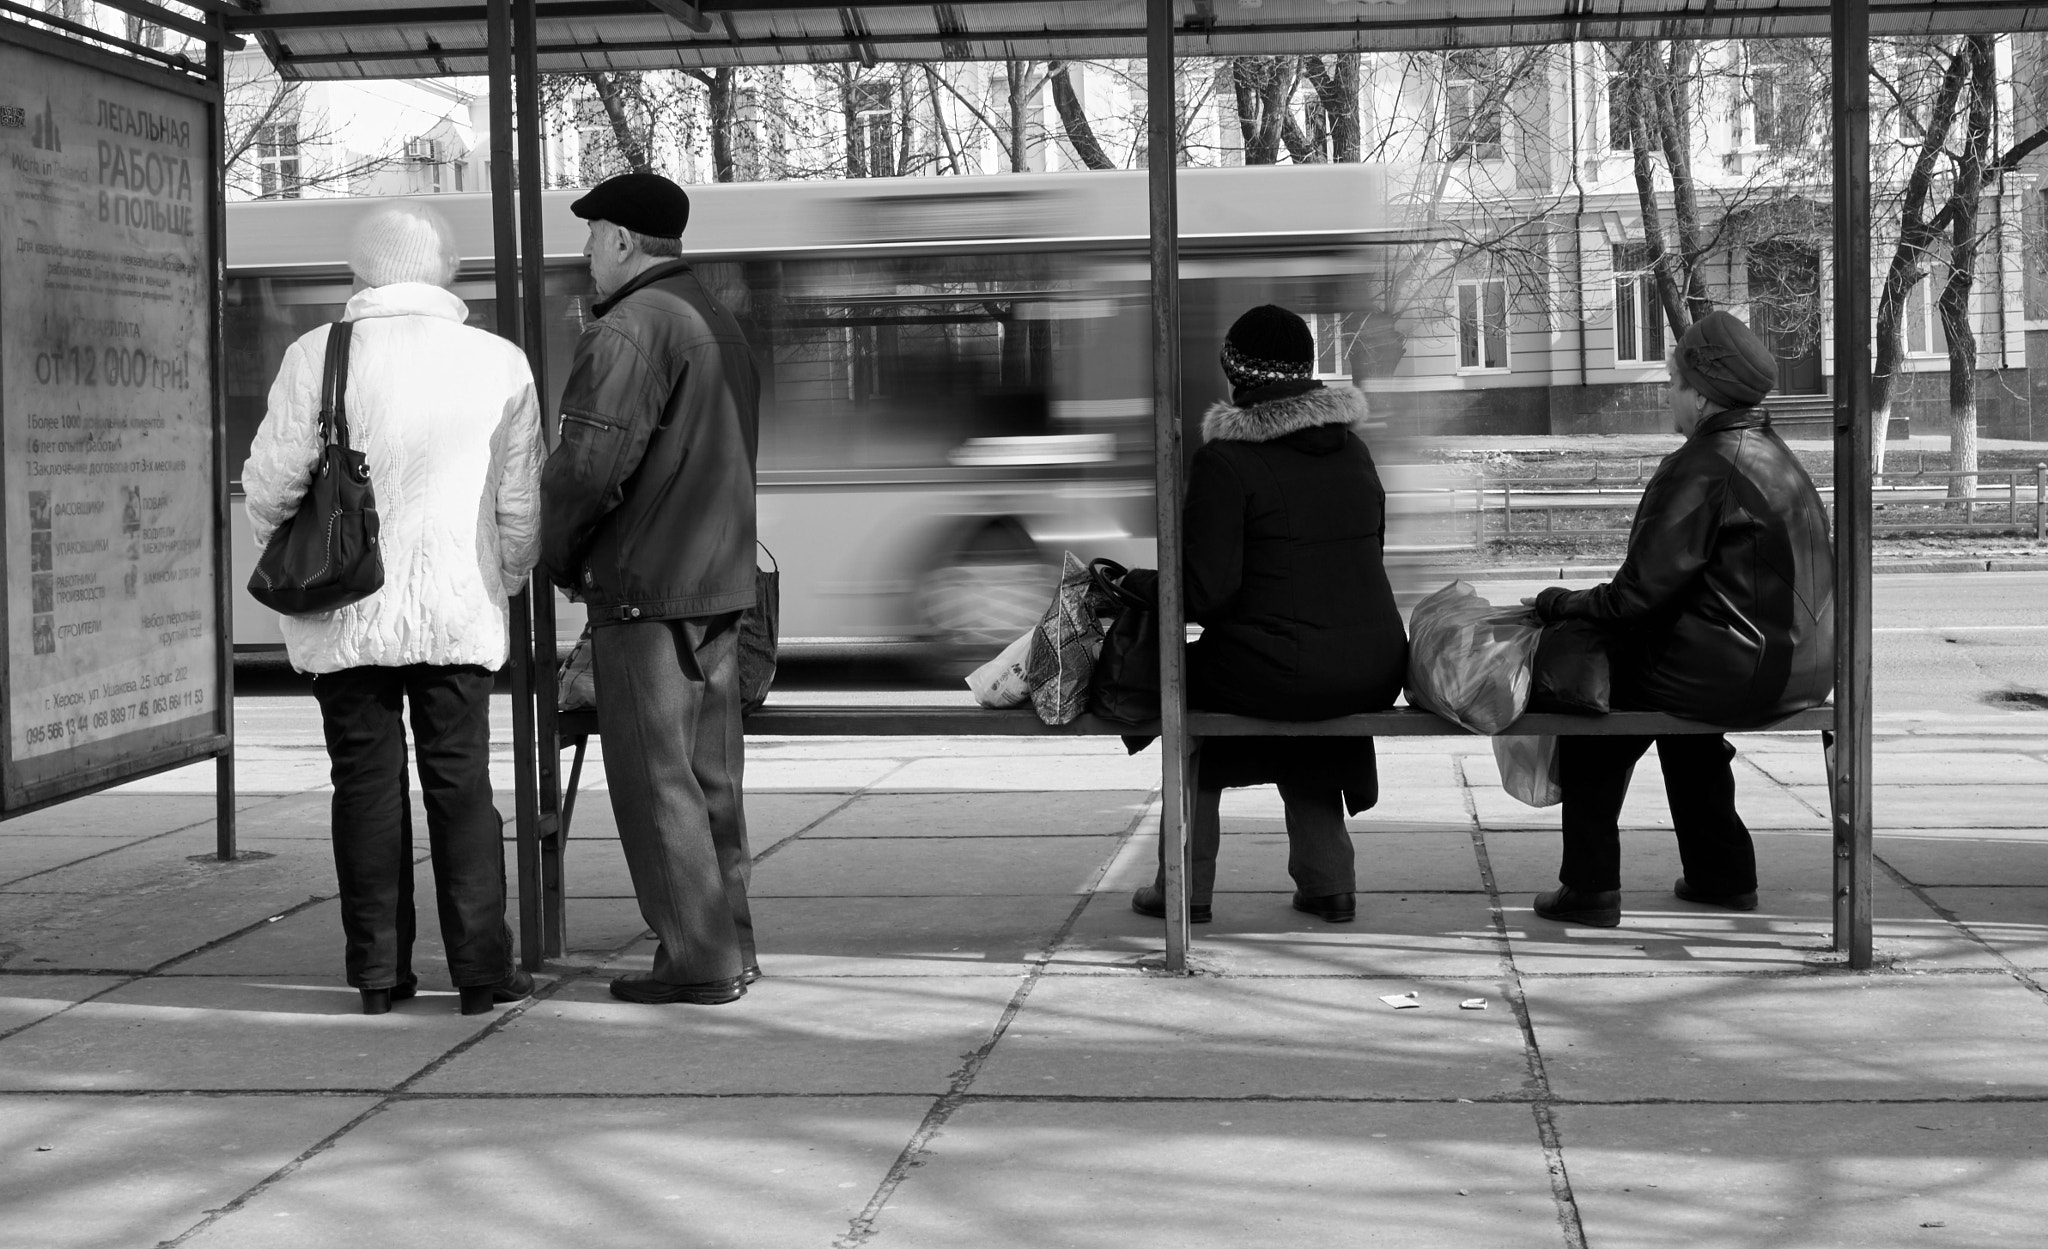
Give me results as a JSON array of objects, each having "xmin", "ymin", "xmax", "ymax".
[
  {"xmin": 1024, "ymin": 551, "xmax": 1107, "ymax": 725},
  {"xmin": 1404, "ymin": 580, "xmax": 1541, "ymax": 734},
  {"xmin": 966, "ymin": 629, "xmax": 1036, "ymax": 709},
  {"xmin": 1493, "ymin": 734, "xmax": 1562, "ymax": 807}
]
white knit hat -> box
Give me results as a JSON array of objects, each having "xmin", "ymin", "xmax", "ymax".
[{"xmin": 349, "ymin": 202, "xmax": 459, "ymax": 288}]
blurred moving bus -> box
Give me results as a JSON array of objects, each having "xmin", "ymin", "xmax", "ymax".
[{"xmin": 225, "ymin": 165, "xmax": 1407, "ymax": 662}]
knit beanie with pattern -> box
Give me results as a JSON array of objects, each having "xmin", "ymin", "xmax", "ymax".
[
  {"xmin": 349, "ymin": 203, "xmax": 459, "ymax": 289},
  {"xmin": 1221, "ymin": 304, "xmax": 1316, "ymax": 395}
]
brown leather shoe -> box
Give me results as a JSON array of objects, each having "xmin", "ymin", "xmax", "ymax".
[
  {"xmin": 1532, "ymin": 886, "xmax": 1622, "ymax": 928},
  {"xmin": 608, "ymin": 973, "xmax": 745, "ymax": 1005},
  {"xmin": 1673, "ymin": 877, "xmax": 1759, "ymax": 911},
  {"xmin": 1131, "ymin": 885, "xmax": 1211, "ymax": 924}
]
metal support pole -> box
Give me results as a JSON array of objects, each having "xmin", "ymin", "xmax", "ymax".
[
  {"xmin": 512, "ymin": 0, "xmax": 563, "ymax": 959},
  {"xmin": 1830, "ymin": 0, "xmax": 1874, "ymax": 969},
  {"xmin": 1147, "ymin": 0, "xmax": 1191, "ymax": 973},
  {"xmin": 485, "ymin": 0, "xmax": 543, "ymax": 972},
  {"xmin": 208, "ymin": 16, "xmax": 236, "ymax": 861},
  {"xmin": 2036, "ymin": 464, "xmax": 2045, "ymax": 541}
]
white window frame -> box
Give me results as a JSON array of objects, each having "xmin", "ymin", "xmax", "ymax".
[
  {"xmin": 1308, "ymin": 312, "xmax": 1357, "ymax": 380},
  {"xmin": 1611, "ymin": 245, "xmax": 1666, "ymax": 366},
  {"xmin": 255, "ymin": 122, "xmax": 300, "ymax": 200},
  {"xmin": 1902, "ymin": 272, "xmax": 1951, "ymax": 358},
  {"xmin": 1455, "ymin": 279, "xmax": 1511, "ymax": 373},
  {"xmin": 1444, "ymin": 77, "xmax": 1504, "ymax": 162}
]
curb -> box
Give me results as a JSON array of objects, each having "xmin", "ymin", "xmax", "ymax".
[{"xmin": 1456, "ymin": 558, "xmax": 2048, "ymax": 580}]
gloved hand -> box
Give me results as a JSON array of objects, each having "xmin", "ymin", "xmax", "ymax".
[{"xmin": 1531, "ymin": 586, "xmax": 1572, "ymax": 622}]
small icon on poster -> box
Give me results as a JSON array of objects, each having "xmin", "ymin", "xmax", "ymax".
[
  {"xmin": 30, "ymin": 530, "xmax": 53, "ymax": 572},
  {"xmin": 28, "ymin": 490, "xmax": 51, "ymax": 530},
  {"xmin": 32, "ymin": 614, "xmax": 55, "ymax": 655},
  {"xmin": 32, "ymin": 573, "xmax": 54, "ymax": 614}
]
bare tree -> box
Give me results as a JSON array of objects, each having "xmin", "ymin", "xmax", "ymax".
[
  {"xmin": 1047, "ymin": 62, "xmax": 1116, "ymax": 170},
  {"xmin": 223, "ymin": 57, "xmax": 401, "ymax": 199}
]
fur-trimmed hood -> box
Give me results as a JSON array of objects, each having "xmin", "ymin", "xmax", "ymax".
[{"xmin": 1201, "ymin": 383, "xmax": 1370, "ymax": 444}]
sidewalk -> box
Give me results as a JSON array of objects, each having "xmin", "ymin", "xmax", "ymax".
[{"xmin": 3, "ymin": 691, "xmax": 2046, "ymax": 1248}]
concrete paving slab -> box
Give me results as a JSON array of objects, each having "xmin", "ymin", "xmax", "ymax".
[
  {"xmin": 1526, "ymin": 974, "xmax": 2048, "ymax": 1101},
  {"xmin": 0, "ymin": 793, "xmax": 273, "ymax": 838},
  {"xmin": 748, "ymin": 835, "xmax": 1118, "ymax": 898},
  {"xmin": 0, "ymin": 974, "xmax": 506, "ymax": 1091},
  {"xmin": 0, "ymin": 830, "xmax": 338, "ymax": 898},
  {"xmin": 0, "ymin": 863, "xmax": 341, "ymax": 975},
  {"xmin": 415, "ymin": 974, "xmax": 1018, "ymax": 1096},
  {"xmin": 1803, "ymin": 785, "xmax": 2048, "ymax": 829},
  {"xmin": 807, "ymin": 791, "xmax": 1152, "ymax": 839},
  {"xmin": 1878, "ymin": 834, "xmax": 2048, "ymax": 886},
  {"xmin": 1502, "ymin": 887, "xmax": 1991, "ymax": 974},
  {"xmin": 0, "ymin": 1093, "xmax": 377, "ymax": 1249},
  {"xmin": 1050, "ymin": 891, "xmax": 1506, "ymax": 978},
  {"xmin": 1742, "ymin": 750, "xmax": 2048, "ymax": 788},
  {"xmin": 1481, "ymin": 829, "xmax": 1840, "ymax": 895},
  {"xmin": 0, "ymin": 836, "xmax": 132, "ymax": 886},
  {"xmin": 1557, "ymin": 1102, "xmax": 2048, "ymax": 1249},
  {"xmin": 1470, "ymin": 768, "xmax": 1826, "ymax": 831},
  {"xmin": 111, "ymin": 752, "xmax": 333, "ymax": 794},
  {"xmin": 870, "ymin": 1101, "xmax": 1557, "ymax": 1249},
  {"xmin": 1105, "ymin": 831, "xmax": 1489, "ymax": 895},
  {"xmin": 1922, "ymin": 887, "xmax": 2048, "ymax": 968},
  {"xmin": 227, "ymin": 791, "xmax": 339, "ymax": 839},
  {"xmin": 747, "ymin": 758, "xmax": 927, "ymax": 790},
  {"xmin": 745, "ymin": 894, "xmax": 1078, "ymax": 976},
  {"xmin": 179, "ymin": 1096, "xmax": 929, "ymax": 1249},
  {"xmin": 973, "ymin": 975, "xmax": 1529, "ymax": 1099},
  {"xmin": 0, "ymin": 975, "xmax": 117, "ymax": 1035},
  {"xmin": 879, "ymin": 753, "xmax": 1161, "ymax": 790},
  {"xmin": 556, "ymin": 791, "xmax": 852, "ymax": 852}
]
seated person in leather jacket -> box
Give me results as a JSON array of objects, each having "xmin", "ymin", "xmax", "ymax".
[{"xmin": 1524, "ymin": 310, "xmax": 1835, "ymax": 929}]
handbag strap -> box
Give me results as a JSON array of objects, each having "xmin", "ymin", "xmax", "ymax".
[{"xmin": 318, "ymin": 320, "xmax": 356, "ymax": 456}]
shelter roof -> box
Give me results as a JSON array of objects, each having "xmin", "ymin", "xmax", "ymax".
[{"xmin": 233, "ymin": 0, "xmax": 2047, "ymax": 82}]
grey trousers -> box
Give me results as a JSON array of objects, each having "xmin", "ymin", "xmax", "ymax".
[
  {"xmin": 592, "ymin": 613, "xmax": 754, "ymax": 984},
  {"xmin": 1153, "ymin": 784, "xmax": 1355, "ymax": 904}
]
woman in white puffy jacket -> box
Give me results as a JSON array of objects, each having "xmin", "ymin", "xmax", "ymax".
[{"xmin": 243, "ymin": 203, "xmax": 544, "ymax": 1018}]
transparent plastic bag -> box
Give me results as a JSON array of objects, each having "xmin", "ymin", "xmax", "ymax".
[
  {"xmin": 967, "ymin": 629, "xmax": 1036, "ymax": 709},
  {"xmin": 1493, "ymin": 734, "xmax": 1561, "ymax": 807},
  {"xmin": 1404, "ymin": 580, "xmax": 1541, "ymax": 734}
]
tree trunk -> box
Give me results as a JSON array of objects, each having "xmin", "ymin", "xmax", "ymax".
[
  {"xmin": 1232, "ymin": 57, "xmax": 1297, "ymax": 165},
  {"xmin": 1654, "ymin": 42, "xmax": 1712, "ymax": 321},
  {"xmin": 586, "ymin": 71, "xmax": 652, "ymax": 175},
  {"xmin": 1870, "ymin": 39, "xmax": 1969, "ymax": 476},
  {"xmin": 1303, "ymin": 55, "xmax": 1362, "ymax": 161},
  {"xmin": 1006, "ymin": 60, "xmax": 1030, "ymax": 172},
  {"xmin": 1619, "ymin": 44, "xmax": 1688, "ymax": 339},
  {"xmin": 924, "ymin": 65, "xmax": 965, "ymax": 174},
  {"xmin": 1047, "ymin": 62, "xmax": 1116, "ymax": 170},
  {"xmin": 1940, "ymin": 36, "xmax": 1995, "ymax": 501}
]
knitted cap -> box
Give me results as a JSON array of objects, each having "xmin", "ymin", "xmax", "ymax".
[
  {"xmin": 349, "ymin": 203, "xmax": 459, "ymax": 289},
  {"xmin": 1674, "ymin": 309, "xmax": 1777, "ymax": 408},
  {"xmin": 1221, "ymin": 304, "xmax": 1315, "ymax": 392}
]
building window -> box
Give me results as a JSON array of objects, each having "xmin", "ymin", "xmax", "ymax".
[
  {"xmin": 1456, "ymin": 279, "xmax": 1510, "ymax": 371},
  {"xmin": 1612, "ymin": 245, "xmax": 1666, "ymax": 365},
  {"xmin": 1604, "ymin": 48, "xmax": 1635, "ymax": 152},
  {"xmin": 406, "ymin": 137, "xmax": 448, "ymax": 194},
  {"xmin": 850, "ymin": 81, "xmax": 895, "ymax": 177},
  {"xmin": 1309, "ymin": 312, "xmax": 1357, "ymax": 379},
  {"xmin": 1444, "ymin": 67, "xmax": 1504, "ymax": 161},
  {"xmin": 1903, "ymin": 273, "xmax": 1949, "ymax": 356},
  {"xmin": 1750, "ymin": 53, "xmax": 1813, "ymax": 149},
  {"xmin": 256, "ymin": 123, "xmax": 300, "ymax": 199}
]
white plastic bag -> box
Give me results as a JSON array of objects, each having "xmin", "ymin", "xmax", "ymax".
[
  {"xmin": 966, "ymin": 629, "xmax": 1035, "ymax": 709},
  {"xmin": 1493, "ymin": 735, "xmax": 1561, "ymax": 807},
  {"xmin": 1404, "ymin": 580, "xmax": 1541, "ymax": 734}
]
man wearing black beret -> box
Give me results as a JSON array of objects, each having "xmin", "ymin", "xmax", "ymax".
[
  {"xmin": 540, "ymin": 171, "xmax": 762, "ymax": 1004},
  {"xmin": 1524, "ymin": 309, "xmax": 1835, "ymax": 928}
]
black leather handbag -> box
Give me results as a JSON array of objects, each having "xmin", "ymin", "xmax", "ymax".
[
  {"xmin": 1086, "ymin": 557, "xmax": 1160, "ymax": 724},
  {"xmin": 247, "ymin": 322, "xmax": 385, "ymax": 615},
  {"xmin": 739, "ymin": 542, "xmax": 780, "ymax": 713},
  {"xmin": 1528, "ymin": 619, "xmax": 1612, "ymax": 715}
]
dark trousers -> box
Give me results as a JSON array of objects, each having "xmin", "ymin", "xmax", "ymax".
[
  {"xmin": 592, "ymin": 613, "xmax": 753, "ymax": 984},
  {"xmin": 1557, "ymin": 734, "xmax": 1756, "ymax": 894},
  {"xmin": 1154, "ymin": 783, "xmax": 1355, "ymax": 904},
  {"xmin": 312, "ymin": 664, "xmax": 510, "ymax": 990}
]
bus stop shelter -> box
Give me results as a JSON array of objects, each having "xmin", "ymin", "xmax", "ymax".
[{"xmin": 195, "ymin": 0, "xmax": 1960, "ymax": 973}]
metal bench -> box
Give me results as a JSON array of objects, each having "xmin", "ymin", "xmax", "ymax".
[{"xmin": 530, "ymin": 703, "xmax": 1838, "ymax": 968}]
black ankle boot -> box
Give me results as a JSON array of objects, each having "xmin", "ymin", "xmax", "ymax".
[
  {"xmin": 360, "ymin": 988, "xmax": 392, "ymax": 1016},
  {"xmin": 458, "ymin": 985, "xmax": 495, "ymax": 1016}
]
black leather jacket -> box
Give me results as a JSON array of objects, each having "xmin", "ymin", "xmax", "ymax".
[
  {"xmin": 1535, "ymin": 407, "xmax": 1834, "ymax": 726},
  {"xmin": 541, "ymin": 261, "xmax": 760, "ymax": 623}
]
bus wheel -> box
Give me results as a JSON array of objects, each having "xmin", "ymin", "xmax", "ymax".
[{"xmin": 917, "ymin": 537, "xmax": 1057, "ymax": 673}]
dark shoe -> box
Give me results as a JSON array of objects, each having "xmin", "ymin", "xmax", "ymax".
[
  {"xmin": 608, "ymin": 973, "xmax": 746, "ymax": 1005},
  {"xmin": 360, "ymin": 988, "xmax": 392, "ymax": 1016},
  {"xmin": 1291, "ymin": 891, "xmax": 1357, "ymax": 923},
  {"xmin": 458, "ymin": 969, "xmax": 535, "ymax": 1016},
  {"xmin": 390, "ymin": 976, "xmax": 418, "ymax": 1003},
  {"xmin": 1673, "ymin": 877, "xmax": 1759, "ymax": 912},
  {"xmin": 1532, "ymin": 886, "xmax": 1622, "ymax": 928},
  {"xmin": 1131, "ymin": 885, "xmax": 1211, "ymax": 924},
  {"xmin": 742, "ymin": 963, "xmax": 763, "ymax": 986}
]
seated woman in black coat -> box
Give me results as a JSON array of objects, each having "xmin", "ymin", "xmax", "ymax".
[{"xmin": 1131, "ymin": 305, "xmax": 1409, "ymax": 925}]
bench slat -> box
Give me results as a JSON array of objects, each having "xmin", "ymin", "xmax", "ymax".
[{"xmin": 556, "ymin": 704, "xmax": 1834, "ymax": 741}]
